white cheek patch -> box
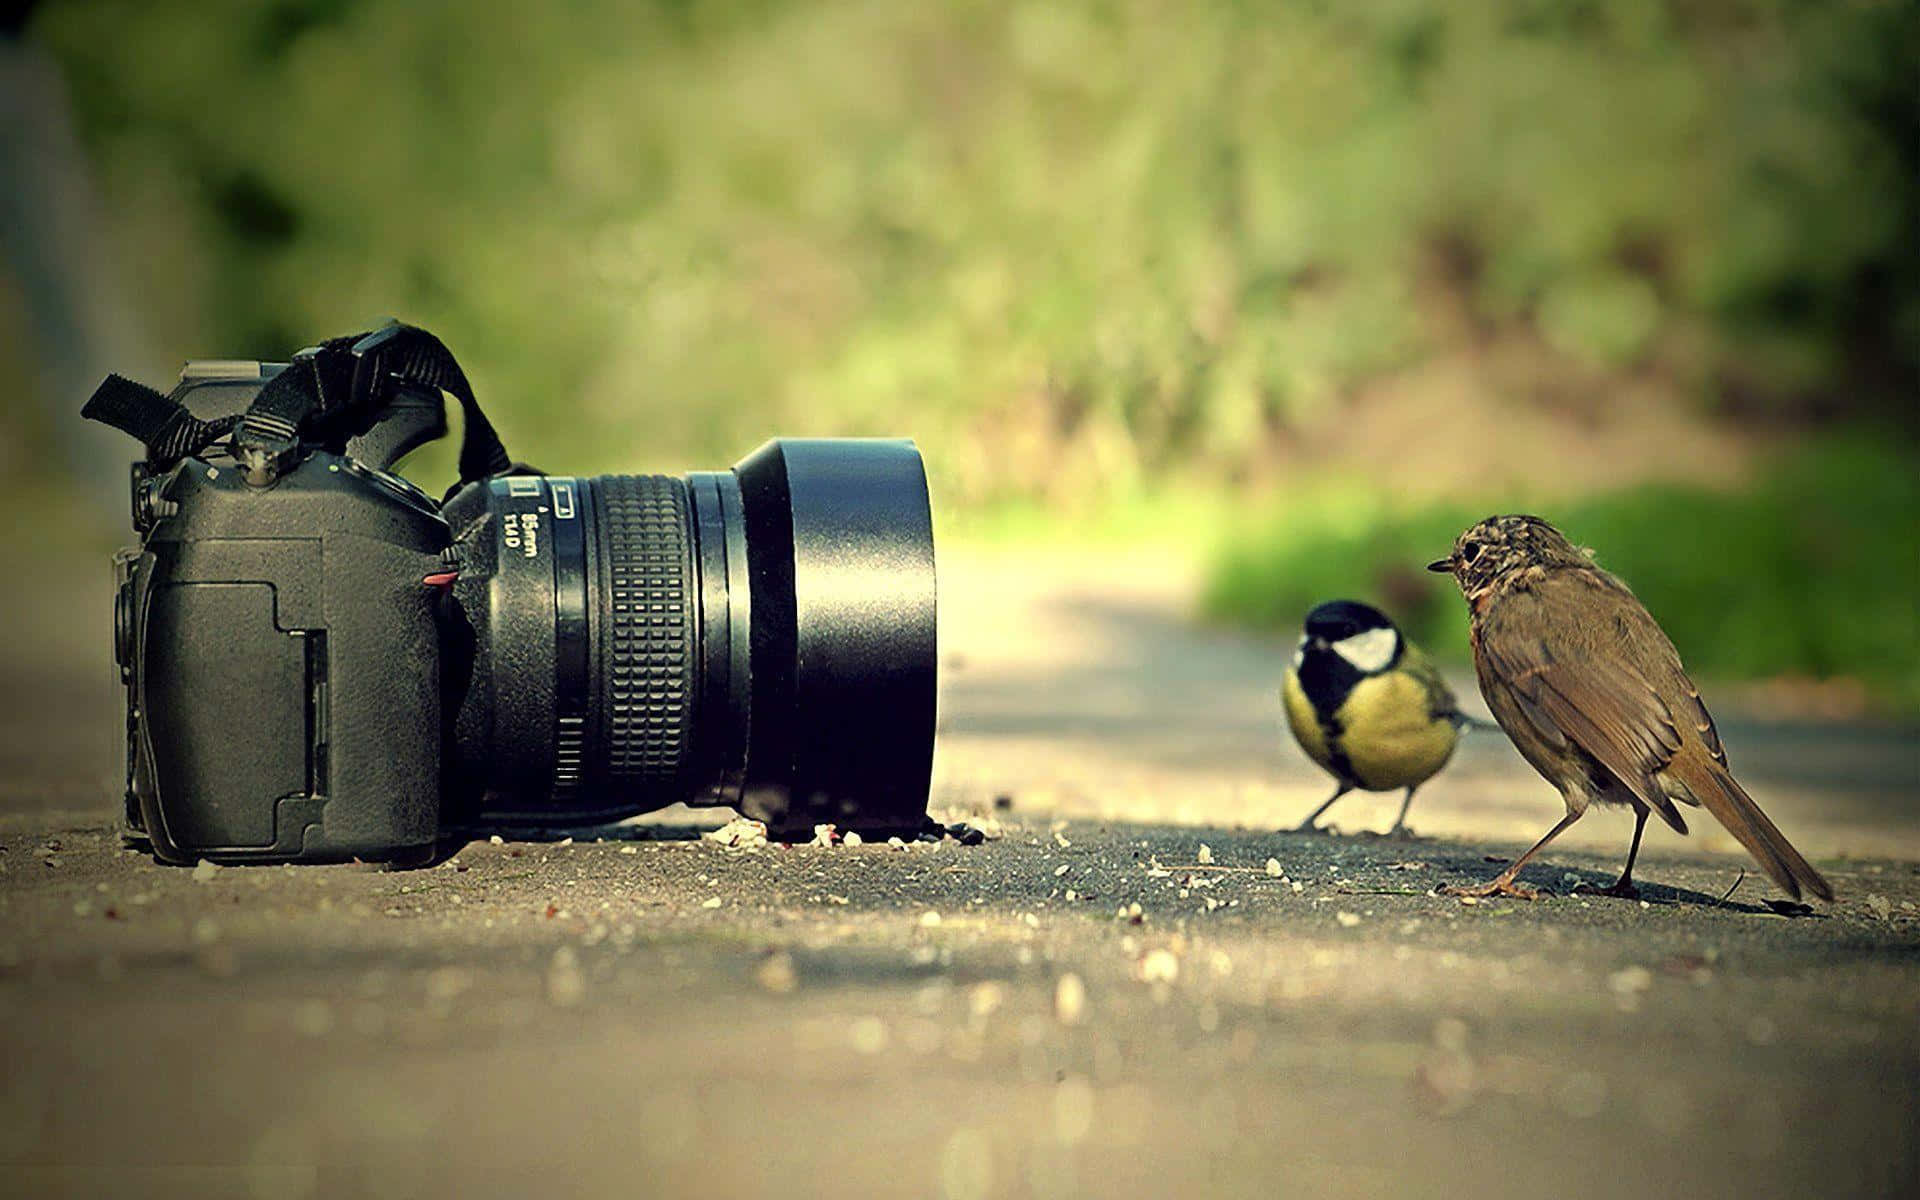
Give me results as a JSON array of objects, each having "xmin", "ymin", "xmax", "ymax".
[
  {"xmin": 1292, "ymin": 637, "xmax": 1307, "ymax": 670},
  {"xmin": 1331, "ymin": 626, "xmax": 1398, "ymax": 674}
]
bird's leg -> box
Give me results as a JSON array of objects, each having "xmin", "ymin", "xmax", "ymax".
[
  {"xmin": 1441, "ymin": 810, "xmax": 1583, "ymax": 900},
  {"xmin": 1383, "ymin": 786, "xmax": 1420, "ymax": 839},
  {"xmin": 1292, "ymin": 783, "xmax": 1352, "ymax": 834},
  {"xmin": 1574, "ymin": 807, "xmax": 1648, "ymax": 899}
]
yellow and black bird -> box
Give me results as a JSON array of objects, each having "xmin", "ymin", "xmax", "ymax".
[{"xmin": 1281, "ymin": 600, "xmax": 1473, "ymax": 836}]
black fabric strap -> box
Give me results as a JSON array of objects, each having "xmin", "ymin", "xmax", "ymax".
[
  {"xmin": 81, "ymin": 374, "xmax": 242, "ymax": 467},
  {"xmin": 352, "ymin": 324, "xmax": 513, "ymax": 484},
  {"xmin": 85, "ymin": 323, "xmax": 513, "ymax": 490},
  {"xmin": 237, "ymin": 323, "xmax": 512, "ymax": 487}
]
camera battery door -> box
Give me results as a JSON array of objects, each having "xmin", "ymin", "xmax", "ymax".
[{"xmin": 131, "ymin": 453, "xmax": 451, "ymax": 864}]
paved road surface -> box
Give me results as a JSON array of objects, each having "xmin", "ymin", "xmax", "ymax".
[{"xmin": 2, "ymin": 548, "xmax": 1916, "ymax": 1198}]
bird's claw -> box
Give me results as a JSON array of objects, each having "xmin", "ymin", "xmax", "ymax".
[
  {"xmin": 1571, "ymin": 880, "xmax": 1640, "ymax": 900},
  {"xmin": 1439, "ymin": 878, "xmax": 1540, "ymax": 901}
]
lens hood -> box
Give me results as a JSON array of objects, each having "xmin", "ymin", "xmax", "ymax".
[{"xmin": 730, "ymin": 439, "xmax": 937, "ymax": 835}]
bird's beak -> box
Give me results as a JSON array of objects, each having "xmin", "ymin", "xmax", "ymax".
[{"xmin": 1426, "ymin": 557, "xmax": 1453, "ymax": 574}]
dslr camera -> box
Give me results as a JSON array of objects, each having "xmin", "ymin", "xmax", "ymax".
[{"xmin": 86, "ymin": 324, "xmax": 937, "ymax": 864}]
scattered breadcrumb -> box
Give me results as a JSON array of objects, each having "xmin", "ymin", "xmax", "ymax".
[{"xmin": 704, "ymin": 818, "xmax": 769, "ymax": 850}]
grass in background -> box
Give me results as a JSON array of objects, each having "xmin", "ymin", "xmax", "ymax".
[
  {"xmin": 1202, "ymin": 434, "xmax": 1920, "ymax": 712},
  {"xmin": 15, "ymin": 1, "xmax": 1918, "ymax": 716},
  {"xmin": 21, "ymin": 0, "xmax": 1919, "ymax": 506}
]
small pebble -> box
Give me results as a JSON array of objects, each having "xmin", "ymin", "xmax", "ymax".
[
  {"xmin": 1140, "ymin": 948, "xmax": 1179, "ymax": 984},
  {"xmin": 1053, "ymin": 1077, "xmax": 1096, "ymax": 1146},
  {"xmin": 1264, "ymin": 858, "xmax": 1283, "ymax": 877},
  {"xmin": 191, "ymin": 859, "xmax": 221, "ymax": 883},
  {"xmin": 1197, "ymin": 844, "xmax": 1214, "ymax": 865},
  {"xmin": 1054, "ymin": 973, "xmax": 1087, "ymax": 1025},
  {"xmin": 755, "ymin": 951, "xmax": 798, "ymax": 994},
  {"xmin": 1608, "ymin": 965, "xmax": 1654, "ymax": 1012},
  {"xmin": 547, "ymin": 946, "xmax": 585, "ymax": 1007},
  {"xmin": 849, "ymin": 1016, "xmax": 889, "ymax": 1054}
]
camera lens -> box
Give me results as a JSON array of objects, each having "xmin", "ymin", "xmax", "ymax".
[{"xmin": 444, "ymin": 439, "xmax": 937, "ymax": 837}]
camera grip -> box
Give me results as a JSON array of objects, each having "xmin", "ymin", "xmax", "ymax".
[{"xmin": 131, "ymin": 454, "xmax": 450, "ymax": 864}]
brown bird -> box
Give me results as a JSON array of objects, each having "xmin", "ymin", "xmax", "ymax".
[{"xmin": 1427, "ymin": 515, "xmax": 1833, "ymax": 902}]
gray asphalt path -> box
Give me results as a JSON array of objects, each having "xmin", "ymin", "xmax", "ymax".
[{"xmin": 2, "ymin": 548, "xmax": 1916, "ymax": 1198}]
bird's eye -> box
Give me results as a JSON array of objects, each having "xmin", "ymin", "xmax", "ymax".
[{"xmin": 1461, "ymin": 540, "xmax": 1483, "ymax": 564}]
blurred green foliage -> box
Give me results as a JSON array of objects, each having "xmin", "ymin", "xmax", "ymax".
[
  {"xmin": 1203, "ymin": 435, "xmax": 1920, "ymax": 710},
  {"xmin": 29, "ymin": 0, "xmax": 1920, "ymax": 501}
]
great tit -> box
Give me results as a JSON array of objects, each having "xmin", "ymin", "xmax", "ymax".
[{"xmin": 1281, "ymin": 599, "xmax": 1472, "ymax": 836}]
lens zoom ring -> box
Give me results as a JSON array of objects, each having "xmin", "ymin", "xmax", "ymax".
[{"xmin": 593, "ymin": 475, "xmax": 694, "ymax": 788}]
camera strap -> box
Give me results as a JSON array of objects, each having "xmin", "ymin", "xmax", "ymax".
[
  {"xmin": 80, "ymin": 374, "xmax": 244, "ymax": 468},
  {"xmin": 83, "ymin": 322, "xmax": 515, "ymax": 492},
  {"xmin": 236, "ymin": 323, "xmax": 513, "ymax": 489}
]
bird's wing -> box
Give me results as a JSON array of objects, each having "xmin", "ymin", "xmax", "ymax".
[
  {"xmin": 1400, "ymin": 643, "xmax": 1463, "ymax": 724},
  {"xmin": 1477, "ymin": 572, "xmax": 1691, "ymax": 833},
  {"xmin": 1484, "ymin": 570, "xmax": 1830, "ymax": 902},
  {"xmin": 1675, "ymin": 677, "xmax": 1728, "ymax": 768}
]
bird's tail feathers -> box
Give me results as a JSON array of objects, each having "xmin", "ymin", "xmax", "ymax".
[
  {"xmin": 1450, "ymin": 713, "xmax": 1500, "ymax": 733},
  {"xmin": 1686, "ymin": 762, "xmax": 1834, "ymax": 903}
]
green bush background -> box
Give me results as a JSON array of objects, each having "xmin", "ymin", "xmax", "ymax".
[
  {"xmin": 12, "ymin": 0, "xmax": 1919, "ymax": 705},
  {"xmin": 27, "ymin": 0, "xmax": 1918, "ymax": 483}
]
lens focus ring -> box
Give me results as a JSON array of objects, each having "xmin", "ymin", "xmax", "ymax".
[{"xmin": 592, "ymin": 475, "xmax": 695, "ymax": 789}]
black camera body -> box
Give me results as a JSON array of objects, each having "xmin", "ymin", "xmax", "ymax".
[
  {"xmin": 93, "ymin": 325, "xmax": 938, "ymax": 865},
  {"xmin": 118, "ymin": 447, "xmax": 452, "ymax": 862}
]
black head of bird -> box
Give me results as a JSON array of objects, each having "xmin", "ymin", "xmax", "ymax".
[{"xmin": 1295, "ymin": 599, "xmax": 1404, "ymax": 697}]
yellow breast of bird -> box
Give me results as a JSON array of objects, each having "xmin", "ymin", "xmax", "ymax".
[
  {"xmin": 1332, "ymin": 671, "xmax": 1459, "ymax": 791},
  {"xmin": 1281, "ymin": 670, "xmax": 1334, "ymax": 772}
]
